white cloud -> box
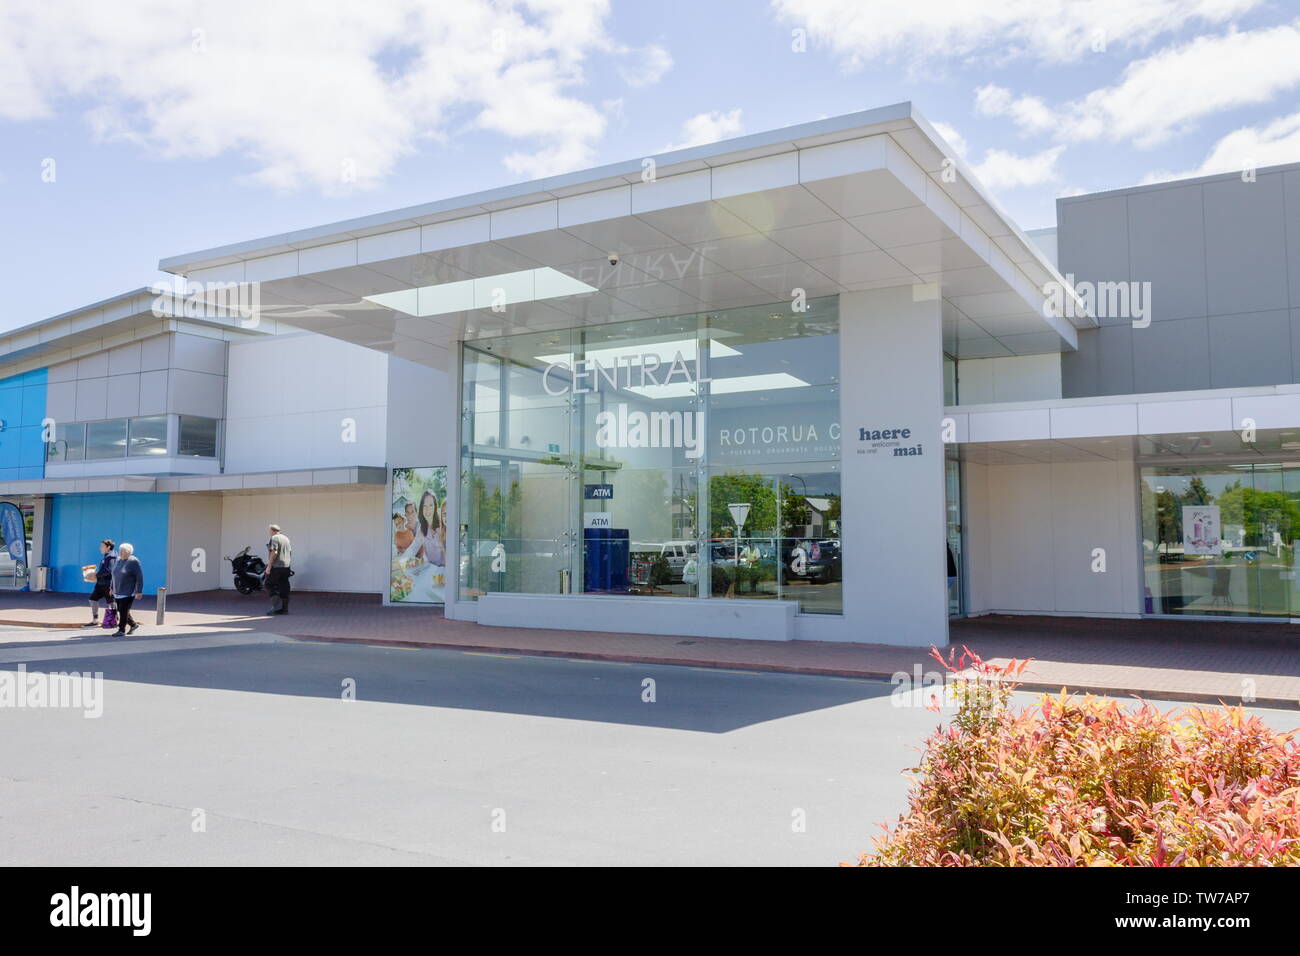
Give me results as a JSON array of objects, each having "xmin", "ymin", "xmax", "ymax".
[
  {"xmin": 1197, "ymin": 110, "xmax": 1300, "ymax": 171},
  {"xmin": 976, "ymin": 20, "xmax": 1300, "ymax": 147},
  {"xmin": 1143, "ymin": 110, "xmax": 1300, "ymax": 182},
  {"xmin": 617, "ymin": 44, "xmax": 673, "ymax": 87},
  {"xmin": 0, "ymin": 0, "xmax": 625, "ymax": 192},
  {"xmin": 769, "ymin": 0, "xmax": 1262, "ymax": 68},
  {"xmin": 974, "ymin": 85, "xmax": 1056, "ymax": 132},
  {"xmin": 930, "ymin": 121, "xmax": 967, "ymax": 157},
  {"xmin": 930, "ymin": 121, "xmax": 1063, "ymax": 191},
  {"xmin": 972, "ymin": 146, "xmax": 1066, "ymax": 189},
  {"xmin": 663, "ymin": 109, "xmax": 744, "ymax": 151}
]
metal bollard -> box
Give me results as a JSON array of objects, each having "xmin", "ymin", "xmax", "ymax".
[
  {"xmin": 156, "ymin": 587, "xmax": 167, "ymax": 625},
  {"xmin": 558, "ymin": 569, "xmax": 570, "ymax": 594}
]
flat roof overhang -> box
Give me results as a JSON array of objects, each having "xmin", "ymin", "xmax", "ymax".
[
  {"xmin": 159, "ymin": 103, "xmax": 1092, "ymax": 371},
  {"xmin": 0, "ymin": 288, "xmax": 272, "ymax": 381},
  {"xmin": 949, "ymin": 383, "xmax": 1300, "ymax": 465},
  {"xmin": 0, "ymin": 466, "xmax": 385, "ymax": 498}
]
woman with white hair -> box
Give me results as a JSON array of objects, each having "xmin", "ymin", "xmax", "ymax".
[{"xmin": 110, "ymin": 542, "xmax": 144, "ymax": 636}]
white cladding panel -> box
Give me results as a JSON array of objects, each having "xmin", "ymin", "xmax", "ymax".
[
  {"xmin": 219, "ymin": 488, "xmax": 386, "ymax": 593},
  {"xmin": 167, "ymin": 494, "xmax": 223, "ymax": 595},
  {"xmin": 224, "ymin": 332, "xmax": 388, "ymax": 472},
  {"xmin": 966, "ymin": 458, "xmax": 1140, "ymax": 616}
]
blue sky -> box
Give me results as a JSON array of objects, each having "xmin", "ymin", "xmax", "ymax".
[{"xmin": 2, "ymin": 0, "xmax": 1298, "ymax": 331}]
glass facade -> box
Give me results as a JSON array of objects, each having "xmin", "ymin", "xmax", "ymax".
[
  {"xmin": 1141, "ymin": 463, "xmax": 1300, "ymax": 617},
  {"xmin": 459, "ymin": 297, "xmax": 842, "ymax": 613},
  {"xmin": 945, "ymin": 451, "xmax": 962, "ymax": 616},
  {"xmin": 47, "ymin": 415, "xmax": 220, "ymax": 461}
]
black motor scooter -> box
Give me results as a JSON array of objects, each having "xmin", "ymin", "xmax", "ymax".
[{"xmin": 224, "ymin": 546, "xmax": 266, "ymax": 594}]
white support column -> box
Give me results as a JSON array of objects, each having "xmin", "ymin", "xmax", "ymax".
[
  {"xmin": 838, "ymin": 286, "xmax": 948, "ymax": 647},
  {"xmin": 30, "ymin": 495, "xmax": 52, "ymax": 569}
]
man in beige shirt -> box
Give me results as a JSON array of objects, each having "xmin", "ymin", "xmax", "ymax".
[{"xmin": 265, "ymin": 523, "xmax": 293, "ymax": 615}]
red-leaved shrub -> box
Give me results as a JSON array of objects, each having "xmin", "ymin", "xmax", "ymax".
[{"xmin": 847, "ymin": 646, "xmax": 1300, "ymax": 866}]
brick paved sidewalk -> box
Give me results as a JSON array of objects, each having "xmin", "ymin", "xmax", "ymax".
[{"xmin": 2, "ymin": 590, "xmax": 1297, "ymax": 711}]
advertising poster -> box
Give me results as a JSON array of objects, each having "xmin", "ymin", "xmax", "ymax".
[
  {"xmin": 1182, "ymin": 505, "xmax": 1222, "ymax": 556},
  {"xmin": 390, "ymin": 466, "xmax": 447, "ymax": 605}
]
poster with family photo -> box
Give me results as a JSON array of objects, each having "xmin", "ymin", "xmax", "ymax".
[{"xmin": 390, "ymin": 466, "xmax": 448, "ymax": 604}]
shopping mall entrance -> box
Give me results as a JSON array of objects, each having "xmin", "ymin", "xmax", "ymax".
[{"xmin": 458, "ymin": 298, "xmax": 844, "ymax": 616}]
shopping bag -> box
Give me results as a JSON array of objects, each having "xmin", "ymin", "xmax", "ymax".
[
  {"xmin": 81, "ymin": 564, "xmax": 97, "ymax": 583},
  {"xmin": 101, "ymin": 608, "xmax": 118, "ymax": 630}
]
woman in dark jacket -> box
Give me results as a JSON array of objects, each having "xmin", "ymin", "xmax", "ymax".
[
  {"xmin": 86, "ymin": 539, "xmax": 116, "ymax": 626},
  {"xmin": 110, "ymin": 542, "xmax": 144, "ymax": 637}
]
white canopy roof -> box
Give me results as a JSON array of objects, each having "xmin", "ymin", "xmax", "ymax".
[{"xmin": 159, "ymin": 102, "xmax": 1093, "ymax": 370}]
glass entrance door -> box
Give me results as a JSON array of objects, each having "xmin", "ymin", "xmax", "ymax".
[
  {"xmin": 944, "ymin": 454, "xmax": 962, "ymax": 616},
  {"xmin": 459, "ymin": 334, "xmax": 580, "ymax": 599}
]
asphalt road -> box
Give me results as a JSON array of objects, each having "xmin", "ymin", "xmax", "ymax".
[{"xmin": 0, "ymin": 632, "xmax": 1294, "ymax": 866}]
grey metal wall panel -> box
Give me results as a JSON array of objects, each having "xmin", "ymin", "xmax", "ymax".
[
  {"xmin": 137, "ymin": 370, "xmax": 169, "ymax": 415},
  {"xmin": 45, "ymin": 381, "xmax": 76, "ymax": 423},
  {"xmin": 1131, "ymin": 316, "xmax": 1210, "ymax": 392},
  {"xmin": 1126, "ymin": 185, "xmax": 1207, "ymax": 323},
  {"xmin": 1286, "ymin": 170, "xmax": 1300, "ymax": 309},
  {"xmin": 139, "ymin": 335, "xmax": 170, "ymax": 371},
  {"xmin": 74, "ymin": 376, "xmax": 108, "ymax": 421},
  {"xmin": 107, "ymin": 343, "xmax": 142, "ymax": 376},
  {"xmin": 104, "ymin": 374, "xmax": 142, "ymax": 419},
  {"xmin": 1203, "ymin": 174, "xmax": 1289, "ymax": 316},
  {"xmin": 1291, "ymin": 308, "xmax": 1300, "ymax": 377},
  {"xmin": 1059, "ymin": 195, "xmax": 1129, "ymax": 327},
  {"xmin": 1097, "ymin": 325, "xmax": 1135, "ymax": 394},
  {"xmin": 1207, "ymin": 309, "xmax": 1291, "ymax": 388},
  {"xmin": 1060, "ymin": 163, "xmax": 1300, "ymax": 398},
  {"xmin": 1061, "ymin": 327, "xmax": 1100, "ymax": 396}
]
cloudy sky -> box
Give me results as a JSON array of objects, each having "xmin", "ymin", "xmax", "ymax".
[{"xmin": 2, "ymin": 0, "xmax": 1298, "ymax": 329}]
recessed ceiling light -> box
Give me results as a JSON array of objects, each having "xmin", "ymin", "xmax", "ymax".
[
  {"xmin": 627, "ymin": 372, "xmax": 810, "ymax": 399},
  {"xmin": 364, "ymin": 268, "xmax": 596, "ymax": 318}
]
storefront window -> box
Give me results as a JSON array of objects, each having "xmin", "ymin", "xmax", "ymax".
[
  {"xmin": 46, "ymin": 422, "xmax": 86, "ymax": 462},
  {"xmin": 178, "ymin": 416, "xmax": 219, "ymax": 457},
  {"xmin": 1140, "ymin": 463, "xmax": 1300, "ymax": 617},
  {"xmin": 85, "ymin": 419, "xmax": 128, "ymax": 459},
  {"xmin": 460, "ymin": 297, "xmax": 841, "ymax": 613},
  {"xmin": 128, "ymin": 415, "xmax": 168, "ymax": 456},
  {"xmin": 945, "ymin": 451, "xmax": 962, "ymax": 616}
]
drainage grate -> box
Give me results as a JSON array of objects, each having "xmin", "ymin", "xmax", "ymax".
[{"xmin": 676, "ymin": 640, "xmax": 697, "ymax": 645}]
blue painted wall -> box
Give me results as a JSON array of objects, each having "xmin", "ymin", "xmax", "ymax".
[
  {"xmin": 0, "ymin": 369, "xmax": 47, "ymax": 481},
  {"xmin": 49, "ymin": 493, "xmax": 169, "ymax": 593}
]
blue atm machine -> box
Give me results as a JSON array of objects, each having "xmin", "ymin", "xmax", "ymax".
[{"xmin": 583, "ymin": 527, "xmax": 629, "ymax": 592}]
